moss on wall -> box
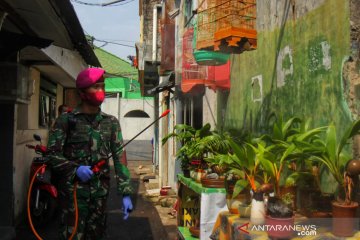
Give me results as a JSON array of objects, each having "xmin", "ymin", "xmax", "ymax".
[{"xmin": 221, "ymin": 0, "xmax": 352, "ymax": 135}]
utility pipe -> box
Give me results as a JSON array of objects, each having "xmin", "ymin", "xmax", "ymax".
[
  {"xmin": 152, "ymin": 4, "xmax": 162, "ymax": 63},
  {"xmin": 158, "ymin": 76, "xmax": 164, "ymax": 186}
]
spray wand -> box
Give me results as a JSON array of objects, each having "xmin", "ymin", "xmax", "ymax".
[{"xmin": 92, "ymin": 109, "xmax": 171, "ymax": 171}]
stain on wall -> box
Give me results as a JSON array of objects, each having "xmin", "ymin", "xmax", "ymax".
[{"xmin": 221, "ymin": 0, "xmax": 352, "ymax": 135}]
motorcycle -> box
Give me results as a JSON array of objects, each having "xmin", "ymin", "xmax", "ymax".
[{"xmin": 26, "ymin": 134, "xmax": 57, "ymax": 227}]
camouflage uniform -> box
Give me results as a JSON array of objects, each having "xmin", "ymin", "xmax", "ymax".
[{"xmin": 47, "ymin": 107, "xmax": 133, "ymax": 240}]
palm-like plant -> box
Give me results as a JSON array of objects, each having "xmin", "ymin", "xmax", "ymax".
[
  {"xmin": 310, "ymin": 120, "xmax": 360, "ymax": 205},
  {"xmin": 209, "ymin": 135, "xmax": 263, "ymax": 198},
  {"xmin": 259, "ymin": 116, "xmax": 327, "ymax": 196}
]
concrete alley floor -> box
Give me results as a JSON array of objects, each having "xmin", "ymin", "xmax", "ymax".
[{"xmin": 15, "ymin": 160, "xmax": 177, "ymax": 240}]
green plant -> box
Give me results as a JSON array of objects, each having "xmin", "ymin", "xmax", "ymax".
[
  {"xmin": 310, "ymin": 120, "xmax": 360, "ymax": 205},
  {"xmin": 259, "ymin": 116, "xmax": 326, "ymax": 196},
  {"xmin": 281, "ymin": 192, "xmax": 295, "ymax": 209},
  {"xmin": 209, "ymin": 135, "xmax": 263, "ymax": 198},
  {"xmin": 260, "ymin": 116, "xmax": 302, "ymax": 195},
  {"xmin": 162, "ymin": 123, "xmax": 213, "ymax": 170}
]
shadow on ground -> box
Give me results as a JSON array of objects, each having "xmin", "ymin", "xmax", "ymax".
[{"xmin": 15, "ymin": 161, "xmax": 175, "ymax": 240}]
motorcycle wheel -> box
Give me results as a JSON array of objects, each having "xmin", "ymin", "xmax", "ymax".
[{"xmin": 30, "ymin": 190, "xmax": 57, "ymax": 227}]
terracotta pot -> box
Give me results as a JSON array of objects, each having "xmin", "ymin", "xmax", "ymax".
[
  {"xmin": 332, "ymin": 201, "xmax": 359, "ymax": 237},
  {"xmin": 265, "ymin": 215, "xmax": 295, "ymax": 239},
  {"xmin": 189, "ymin": 226, "xmax": 200, "ymax": 238},
  {"xmin": 201, "ymin": 177, "xmax": 225, "ymax": 188}
]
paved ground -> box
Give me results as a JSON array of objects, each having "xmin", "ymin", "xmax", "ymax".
[
  {"xmin": 124, "ymin": 140, "xmax": 153, "ymax": 162},
  {"xmin": 15, "ymin": 160, "xmax": 177, "ymax": 240}
]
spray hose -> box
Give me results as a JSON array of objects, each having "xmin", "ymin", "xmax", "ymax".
[
  {"xmin": 27, "ymin": 109, "xmax": 170, "ymax": 239},
  {"xmin": 27, "ymin": 165, "xmax": 79, "ymax": 240},
  {"xmin": 27, "ymin": 165, "xmax": 46, "ymax": 240}
]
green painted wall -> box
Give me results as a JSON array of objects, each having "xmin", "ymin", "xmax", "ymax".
[{"xmin": 221, "ymin": 0, "xmax": 352, "ymax": 135}]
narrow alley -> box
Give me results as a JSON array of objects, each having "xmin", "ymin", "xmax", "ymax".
[
  {"xmin": 15, "ymin": 160, "xmax": 177, "ymax": 240},
  {"xmin": 2, "ymin": 1, "xmax": 360, "ymax": 240}
]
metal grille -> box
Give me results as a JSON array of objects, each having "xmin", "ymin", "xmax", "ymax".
[
  {"xmin": 182, "ymin": 28, "xmax": 208, "ymax": 81},
  {"xmin": 215, "ymin": 0, "xmax": 256, "ymax": 31},
  {"xmin": 196, "ymin": 0, "xmax": 217, "ymax": 50}
]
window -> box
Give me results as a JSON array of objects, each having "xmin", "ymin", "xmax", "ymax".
[
  {"xmin": 124, "ymin": 110, "xmax": 150, "ymax": 118},
  {"xmin": 39, "ymin": 78, "xmax": 56, "ymax": 128}
]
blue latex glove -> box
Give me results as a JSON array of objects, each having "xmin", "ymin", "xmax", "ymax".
[
  {"xmin": 76, "ymin": 166, "xmax": 93, "ymax": 182},
  {"xmin": 122, "ymin": 195, "xmax": 133, "ymax": 220}
]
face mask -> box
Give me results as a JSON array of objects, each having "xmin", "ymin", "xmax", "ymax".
[{"xmin": 81, "ymin": 90, "xmax": 105, "ymax": 106}]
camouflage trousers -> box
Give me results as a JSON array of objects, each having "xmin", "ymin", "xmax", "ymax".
[{"xmin": 59, "ymin": 179, "xmax": 110, "ymax": 240}]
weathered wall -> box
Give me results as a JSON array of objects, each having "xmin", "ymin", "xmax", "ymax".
[
  {"xmin": 14, "ymin": 67, "xmax": 48, "ymax": 223},
  {"xmin": 222, "ymin": 0, "xmax": 353, "ymax": 135},
  {"xmin": 142, "ymin": 0, "xmax": 162, "ymax": 61},
  {"xmin": 102, "ymin": 98, "xmax": 155, "ymax": 141}
]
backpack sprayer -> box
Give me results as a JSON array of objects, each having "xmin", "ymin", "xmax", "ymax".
[{"xmin": 29, "ymin": 109, "xmax": 170, "ymax": 240}]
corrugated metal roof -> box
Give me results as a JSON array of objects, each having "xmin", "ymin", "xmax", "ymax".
[{"xmin": 94, "ymin": 47, "xmax": 138, "ymax": 80}]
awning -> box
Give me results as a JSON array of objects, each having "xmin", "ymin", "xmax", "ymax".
[
  {"xmin": 147, "ymin": 72, "xmax": 175, "ymax": 95},
  {"xmin": 0, "ymin": 31, "xmax": 53, "ymax": 58}
]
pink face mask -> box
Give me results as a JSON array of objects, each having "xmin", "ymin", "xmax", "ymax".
[{"xmin": 81, "ymin": 90, "xmax": 105, "ymax": 106}]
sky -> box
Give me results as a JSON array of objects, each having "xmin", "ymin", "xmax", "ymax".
[{"xmin": 71, "ymin": 0, "xmax": 139, "ymax": 62}]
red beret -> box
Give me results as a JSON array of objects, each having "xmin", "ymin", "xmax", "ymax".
[{"xmin": 76, "ymin": 68, "xmax": 105, "ymax": 89}]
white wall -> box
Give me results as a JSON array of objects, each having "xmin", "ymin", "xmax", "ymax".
[
  {"xmin": 102, "ymin": 97, "xmax": 155, "ymax": 141},
  {"xmin": 203, "ymin": 88, "xmax": 217, "ymax": 129},
  {"xmin": 17, "ymin": 68, "xmax": 40, "ymax": 130},
  {"xmin": 42, "ymin": 45, "xmax": 87, "ymax": 81}
]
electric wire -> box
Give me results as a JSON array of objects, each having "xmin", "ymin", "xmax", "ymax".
[
  {"xmin": 94, "ymin": 39, "xmax": 135, "ymax": 48},
  {"xmin": 71, "ymin": 0, "xmax": 135, "ymax": 6}
]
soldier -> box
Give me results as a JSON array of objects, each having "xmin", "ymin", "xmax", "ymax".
[
  {"xmin": 57, "ymin": 104, "xmax": 72, "ymax": 116},
  {"xmin": 47, "ymin": 67, "xmax": 133, "ymax": 239}
]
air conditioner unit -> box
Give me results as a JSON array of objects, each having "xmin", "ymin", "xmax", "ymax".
[{"xmin": 0, "ymin": 62, "xmax": 32, "ymax": 104}]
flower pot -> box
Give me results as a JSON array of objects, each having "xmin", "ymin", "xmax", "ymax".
[
  {"xmin": 201, "ymin": 177, "xmax": 225, "ymax": 188},
  {"xmin": 332, "ymin": 201, "xmax": 359, "ymax": 237},
  {"xmin": 265, "ymin": 215, "xmax": 295, "ymax": 239},
  {"xmin": 189, "ymin": 226, "xmax": 200, "ymax": 238},
  {"xmin": 250, "ymin": 191, "xmax": 266, "ymax": 225},
  {"xmin": 225, "ymin": 183, "xmax": 251, "ymax": 214},
  {"xmin": 238, "ymin": 204, "xmax": 251, "ymax": 218},
  {"xmin": 190, "ymin": 169, "xmax": 206, "ymax": 183}
]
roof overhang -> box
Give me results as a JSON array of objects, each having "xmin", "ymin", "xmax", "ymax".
[
  {"xmin": 0, "ymin": 0, "xmax": 101, "ymax": 87},
  {"xmin": 0, "ymin": 0, "xmax": 100, "ymax": 67}
]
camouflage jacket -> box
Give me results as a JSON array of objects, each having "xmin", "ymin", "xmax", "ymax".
[{"xmin": 47, "ymin": 106, "xmax": 133, "ymax": 195}]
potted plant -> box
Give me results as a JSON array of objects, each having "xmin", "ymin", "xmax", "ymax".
[
  {"xmin": 259, "ymin": 116, "xmax": 326, "ymax": 195},
  {"xmin": 162, "ymin": 123, "xmax": 213, "ymax": 177},
  {"xmin": 265, "ymin": 196, "xmax": 295, "ymax": 239},
  {"xmin": 310, "ymin": 120, "xmax": 360, "ymax": 237},
  {"xmin": 198, "ymin": 131, "xmax": 232, "ymax": 187},
  {"xmin": 210, "ymin": 135, "xmax": 265, "ymax": 221},
  {"xmin": 257, "ymin": 116, "xmax": 327, "ymax": 235}
]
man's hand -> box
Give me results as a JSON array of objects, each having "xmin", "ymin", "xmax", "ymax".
[
  {"xmin": 122, "ymin": 195, "xmax": 133, "ymax": 220},
  {"xmin": 76, "ymin": 166, "xmax": 93, "ymax": 182}
]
